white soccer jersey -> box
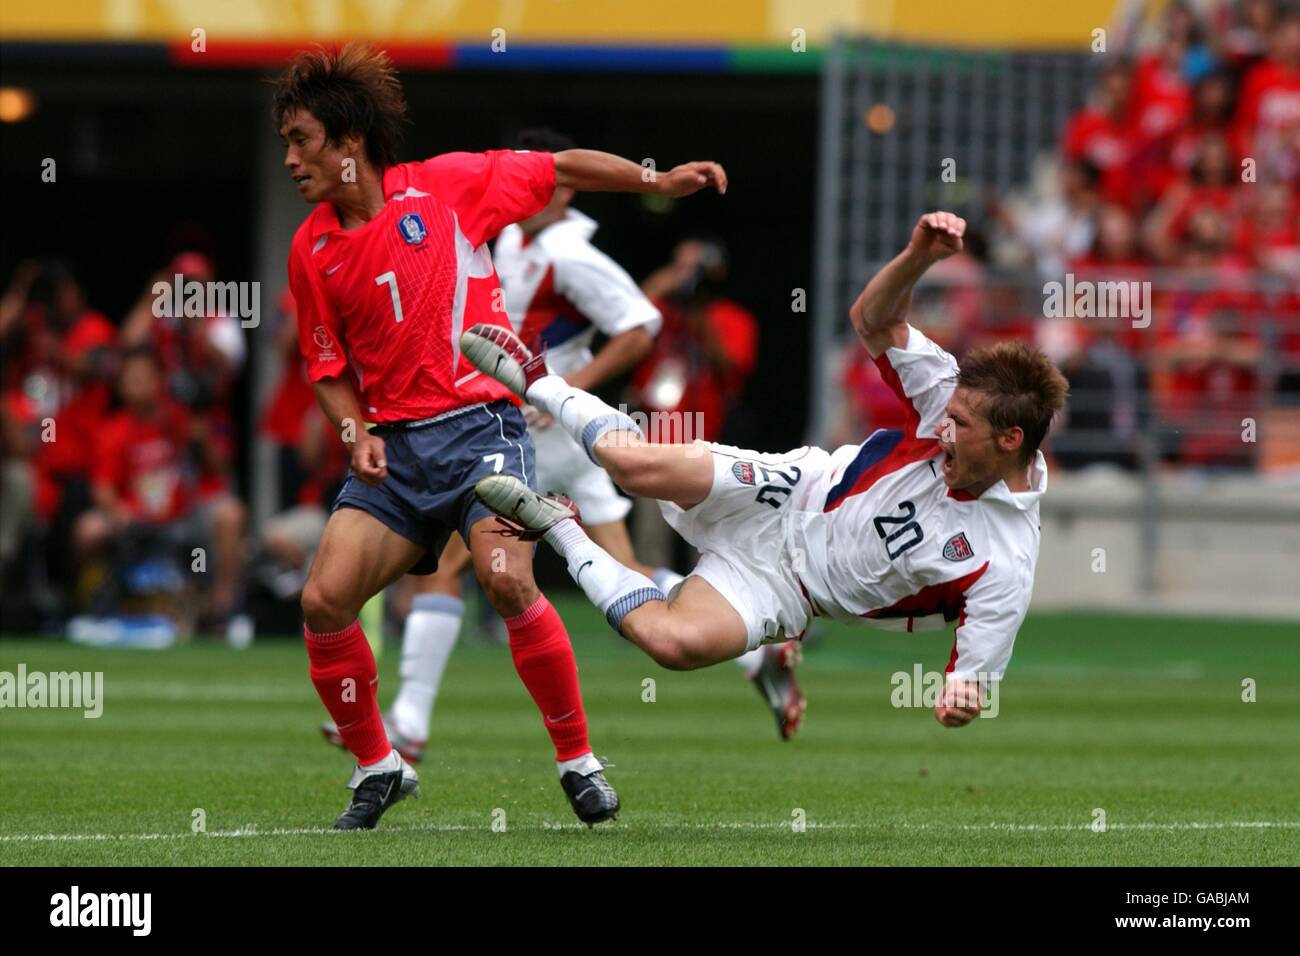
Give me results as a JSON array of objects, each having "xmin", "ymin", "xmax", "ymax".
[
  {"xmin": 493, "ymin": 209, "xmax": 662, "ymax": 376},
  {"xmin": 787, "ymin": 325, "xmax": 1046, "ymax": 682}
]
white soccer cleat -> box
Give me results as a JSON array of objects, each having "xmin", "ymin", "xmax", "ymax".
[
  {"xmin": 459, "ymin": 324, "xmax": 549, "ymax": 400},
  {"xmin": 475, "ymin": 474, "xmax": 581, "ymax": 541}
]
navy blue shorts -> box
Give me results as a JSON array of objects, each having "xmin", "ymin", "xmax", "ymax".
[{"xmin": 332, "ymin": 399, "xmax": 535, "ymax": 575}]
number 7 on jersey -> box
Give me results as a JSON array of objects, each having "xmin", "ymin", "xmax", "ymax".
[{"xmin": 375, "ymin": 271, "xmax": 404, "ymax": 323}]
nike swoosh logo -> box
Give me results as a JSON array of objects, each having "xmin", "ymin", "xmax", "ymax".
[
  {"xmin": 575, "ymin": 560, "xmax": 593, "ymax": 582},
  {"xmin": 325, "ymin": 262, "xmax": 346, "ymax": 275},
  {"xmin": 546, "ymin": 709, "xmax": 577, "ymax": 723}
]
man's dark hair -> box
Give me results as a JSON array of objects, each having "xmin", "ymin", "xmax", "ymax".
[
  {"xmin": 271, "ymin": 43, "xmax": 409, "ymax": 169},
  {"xmin": 514, "ymin": 128, "xmax": 576, "ymax": 153}
]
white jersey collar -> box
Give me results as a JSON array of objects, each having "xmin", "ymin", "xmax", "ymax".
[
  {"xmin": 977, "ymin": 450, "xmax": 1049, "ymax": 511},
  {"xmin": 539, "ymin": 207, "xmax": 598, "ymax": 242}
]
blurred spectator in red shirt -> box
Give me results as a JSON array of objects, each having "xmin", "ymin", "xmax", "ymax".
[
  {"xmin": 0, "ymin": 260, "xmax": 116, "ymax": 535},
  {"xmin": 1240, "ymin": 180, "xmax": 1300, "ymax": 276},
  {"xmin": 1132, "ymin": 17, "xmax": 1196, "ymax": 146},
  {"xmin": 1153, "ymin": 202, "xmax": 1263, "ymax": 467},
  {"xmin": 1070, "ymin": 204, "xmax": 1153, "ymax": 355},
  {"xmin": 1153, "ymin": 71, "xmax": 1245, "ymax": 199},
  {"xmin": 120, "ymin": 252, "xmax": 246, "ymax": 504},
  {"xmin": 636, "ymin": 239, "xmax": 758, "ymax": 444},
  {"xmin": 1064, "ymin": 61, "xmax": 1139, "ymax": 209},
  {"xmin": 1146, "ymin": 132, "xmax": 1245, "ymax": 262},
  {"xmin": 1235, "ymin": 10, "xmax": 1300, "ymax": 183},
  {"xmin": 74, "ymin": 348, "xmax": 247, "ymax": 624}
]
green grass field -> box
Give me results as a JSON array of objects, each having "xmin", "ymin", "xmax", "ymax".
[{"xmin": 1, "ymin": 601, "xmax": 1297, "ymax": 866}]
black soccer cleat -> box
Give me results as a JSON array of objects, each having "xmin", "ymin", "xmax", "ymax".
[
  {"xmin": 561, "ymin": 762, "xmax": 620, "ymax": 827},
  {"xmin": 332, "ymin": 759, "xmax": 420, "ymax": 831}
]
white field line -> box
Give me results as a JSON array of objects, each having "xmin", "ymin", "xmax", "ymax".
[{"xmin": 1, "ymin": 820, "xmax": 1297, "ymax": 844}]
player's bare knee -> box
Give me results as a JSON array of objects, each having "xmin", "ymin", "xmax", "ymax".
[
  {"xmin": 301, "ymin": 578, "xmax": 355, "ymax": 633},
  {"xmin": 478, "ymin": 564, "xmax": 537, "ymax": 618},
  {"xmin": 629, "ymin": 618, "xmax": 707, "ymax": 671}
]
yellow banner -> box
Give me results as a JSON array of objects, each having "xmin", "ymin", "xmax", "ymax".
[{"xmin": 1, "ymin": 0, "xmax": 1123, "ymax": 49}]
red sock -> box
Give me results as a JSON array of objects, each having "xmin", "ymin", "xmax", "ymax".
[
  {"xmin": 304, "ymin": 620, "xmax": 391, "ymax": 765},
  {"xmin": 505, "ymin": 595, "xmax": 591, "ymax": 761}
]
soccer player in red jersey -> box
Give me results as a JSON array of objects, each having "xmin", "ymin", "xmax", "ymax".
[{"xmin": 272, "ymin": 44, "xmax": 727, "ymax": 829}]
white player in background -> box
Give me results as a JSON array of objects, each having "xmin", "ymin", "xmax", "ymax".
[
  {"xmin": 324, "ymin": 130, "xmax": 805, "ymax": 760},
  {"xmin": 461, "ymin": 211, "xmax": 1069, "ymax": 727}
]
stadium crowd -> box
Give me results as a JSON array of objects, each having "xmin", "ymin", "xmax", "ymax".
[
  {"xmin": 0, "ymin": 238, "xmax": 757, "ymax": 639},
  {"xmin": 2, "ymin": 0, "xmax": 1297, "ymax": 639},
  {"xmin": 835, "ymin": 0, "xmax": 1300, "ymax": 471}
]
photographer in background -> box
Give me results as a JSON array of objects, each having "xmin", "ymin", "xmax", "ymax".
[{"xmin": 636, "ymin": 238, "xmax": 758, "ymax": 445}]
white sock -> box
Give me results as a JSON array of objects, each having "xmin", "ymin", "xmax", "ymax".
[
  {"xmin": 543, "ymin": 519, "xmax": 663, "ymax": 631},
  {"xmin": 390, "ymin": 595, "xmax": 462, "ymax": 741},
  {"xmin": 526, "ymin": 374, "xmax": 640, "ymax": 461},
  {"xmin": 735, "ymin": 646, "xmax": 766, "ymax": 677},
  {"xmin": 359, "ymin": 749, "xmax": 401, "ymax": 773},
  {"xmin": 556, "ymin": 751, "xmax": 602, "ymax": 778}
]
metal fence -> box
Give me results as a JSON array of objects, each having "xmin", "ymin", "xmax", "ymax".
[{"xmin": 812, "ymin": 37, "xmax": 1098, "ymax": 441}]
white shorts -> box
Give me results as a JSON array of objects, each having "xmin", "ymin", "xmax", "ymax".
[
  {"xmin": 531, "ymin": 419, "xmax": 633, "ymax": 526},
  {"xmin": 659, "ymin": 442, "xmax": 827, "ymax": 651}
]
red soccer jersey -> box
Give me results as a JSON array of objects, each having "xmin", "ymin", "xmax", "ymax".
[{"xmin": 288, "ymin": 150, "xmax": 557, "ymax": 422}]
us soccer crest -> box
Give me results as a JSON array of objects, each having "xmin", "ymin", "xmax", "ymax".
[
  {"xmin": 398, "ymin": 213, "xmax": 427, "ymax": 245},
  {"xmin": 732, "ymin": 461, "xmax": 756, "ymax": 486},
  {"xmin": 943, "ymin": 532, "xmax": 974, "ymax": 561}
]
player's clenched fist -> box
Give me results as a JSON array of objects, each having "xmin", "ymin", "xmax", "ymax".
[
  {"xmin": 657, "ymin": 161, "xmax": 728, "ymax": 197},
  {"xmin": 349, "ymin": 432, "xmax": 389, "ymax": 486},
  {"xmin": 909, "ymin": 211, "xmax": 966, "ymax": 262},
  {"xmin": 934, "ymin": 679, "xmax": 981, "ymax": 727}
]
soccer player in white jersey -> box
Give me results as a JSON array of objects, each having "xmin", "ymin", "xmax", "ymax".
[
  {"xmin": 329, "ymin": 130, "xmax": 805, "ymax": 757},
  {"xmin": 460, "ymin": 211, "xmax": 1069, "ymax": 726}
]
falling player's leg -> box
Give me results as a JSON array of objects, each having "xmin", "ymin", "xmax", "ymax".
[
  {"xmin": 466, "ymin": 515, "xmax": 620, "ymax": 825},
  {"xmin": 476, "ymin": 473, "xmax": 747, "ymax": 668},
  {"xmin": 301, "ymin": 507, "xmax": 422, "ymax": 829},
  {"xmin": 386, "ymin": 535, "xmax": 472, "ymax": 758}
]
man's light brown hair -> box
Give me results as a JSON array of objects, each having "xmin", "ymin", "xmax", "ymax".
[
  {"xmin": 956, "ymin": 341, "xmax": 1069, "ymax": 466},
  {"xmin": 271, "ymin": 43, "xmax": 409, "ymax": 170}
]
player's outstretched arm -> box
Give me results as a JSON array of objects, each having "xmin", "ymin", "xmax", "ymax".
[
  {"xmin": 553, "ymin": 149, "xmax": 727, "ymax": 197},
  {"xmin": 565, "ymin": 327, "xmax": 654, "ymax": 392},
  {"xmin": 850, "ymin": 211, "xmax": 965, "ymax": 358}
]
